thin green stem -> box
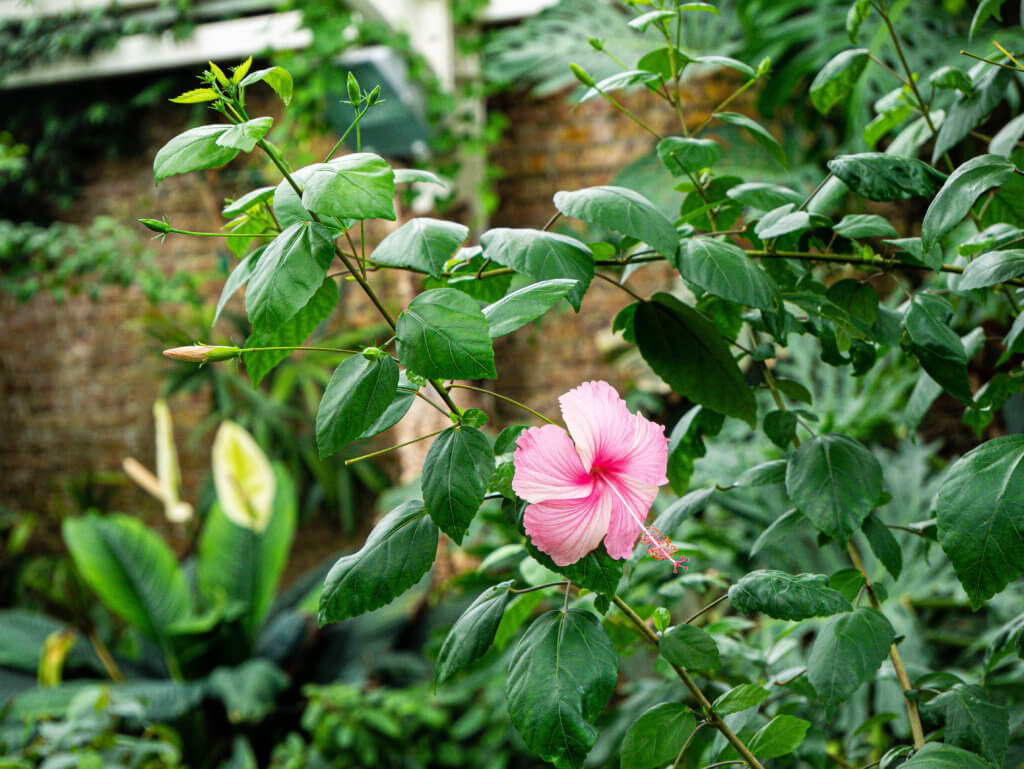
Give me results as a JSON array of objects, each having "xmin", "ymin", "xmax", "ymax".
[
  {"xmin": 657, "ymin": 20, "xmax": 689, "ymax": 135},
  {"xmin": 510, "ymin": 581, "xmax": 570, "ymax": 594},
  {"xmin": 323, "ymin": 103, "xmax": 371, "ymax": 162},
  {"xmin": 692, "ymin": 78, "xmax": 758, "ymax": 137},
  {"xmin": 156, "ymin": 227, "xmax": 277, "ymax": 238},
  {"xmin": 959, "ymin": 49, "xmax": 1024, "ymax": 72},
  {"xmin": 798, "ymin": 172, "xmax": 833, "ymax": 212},
  {"xmin": 594, "ymin": 270, "xmax": 644, "ymax": 301},
  {"xmin": 344, "ymin": 429, "xmax": 444, "ymax": 465},
  {"xmin": 447, "ymin": 383, "xmax": 556, "ymax": 425},
  {"xmin": 611, "ymin": 594, "xmax": 766, "ymax": 769},
  {"xmin": 685, "ymin": 593, "xmax": 729, "ymax": 624},
  {"xmin": 594, "ymin": 87, "xmax": 664, "ymax": 140},
  {"xmin": 239, "ymin": 345, "xmax": 361, "ymax": 355},
  {"xmin": 672, "ymin": 721, "xmax": 707, "ymax": 769}
]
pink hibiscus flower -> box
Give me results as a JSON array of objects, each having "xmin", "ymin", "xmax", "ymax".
[{"xmin": 512, "ymin": 380, "xmax": 686, "ymax": 571}]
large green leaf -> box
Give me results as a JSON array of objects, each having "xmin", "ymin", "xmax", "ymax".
[
  {"xmin": 620, "ymin": 703, "xmax": 696, "ymax": 769},
  {"xmin": 483, "ymin": 279, "xmax": 577, "ymax": 338},
  {"xmin": 553, "ymin": 186, "xmax": 679, "ymax": 262},
  {"xmin": 959, "ymin": 249, "xmax": 1024, "ymax": 290},
  {"xmin": 245, "ymin": 222, "xmax": 335, "ymax": 333},
  {"xmin": 63, "ymin": 515, "xmax": 190, "ymax": 644},
  {"xmin": 318, "ymin": 500, "xmax": 438, "ymax": 624},
  {"xmin": 714, "ymin": 112, "xmax": 787, "ymax": 168},
  {"xmin": 827, "ymin": 153, "xmax": 945, "ymax": 201},
  {"xmin": 506, "ymin": 609, "xmax": 619, "ymax": 769},
  {"xmin": 421, "ymin": 426, "xmax": 494, "ymax": 543},
  {"xmin": 747, "ymin": 715, "xmax": 811, "ymax": 759},
  {"xmin": 809, "ymin": 48, "xmax": 869, "ymax": 114},
  {"xmin": 243, "ymin": 276, "xmax": 338, "ymax": 386},
  {"xmin": 922, "ymin": 155, "xmax": 1016, "ymax": 250},
  {"xmin": 634, "ymin": 293, "xmax": 756, "ymax": 426},
  {"xmin": 924, "ymin": 685, "xmax": 1008, "ymax": 766},
  {"xmin": 933, "ymin": 65, "xmax": 1012, "ymax": 162},
  {"xmin": 785, "ymin": 433, "xmax": 883, "ymax": 546},
  {"xmin": 900, "ymin": 742, "xmax": 998, "ymax": 769},
  {"xmin": 435, "ymin": 581, "xmax": 513, "ymax": 684},
  {"xmin": 936, "ymin": 435, "xmax": 1024, "ymax": 608},
  {"xmin": 216, "ymin": 117, "xmax": 273, "ymax": 152},
  {"xmin": 0, "ymin": 610, "xmax": 103, "ymax": 676},
  {"xmin": 657, "ymin": 136, "xmax": 722, "ymax": 175},
  {"xmin": 153, "ymin": 124, "xmax": 239, "ymax": 183},
  {"xmin": 395, "ymin": 288, "xmax": 497, "ymax": 379},
  {"xmin": 480, "ymin": 228, "xmax": 594, "ymax": 310},
  {"xmin": 300, "ymin": 153, "xmax": 396, "ymax": 221},
  {"xmin": 240, "ymin": 66, "xmax": 293, "ymax": 105},
  {"xmin": 197, "ymin": 465, "xmax": 297, "ymax": 641},
  {"xmin": 316, "ymin": 354, "xmax": 399, "ymax": 457},
  {"xmin": 660, "ymin": 624, "xmax": 720, "ymax": 671},
  {"xmin": 676, "ymin": 237, "xmax": 778, "ymax": 310},
  {"xmin": 807, "ymin": 607, "xmax": 894, "ymax": 717},
  {"xmin": 728, "ymin": 570, "xmax": 852, "ymax": 620},
  {"xmin": 371, "ymin": 218, "xmax": 469, "ymax": 278},
  {"xmin": 904, "ymin": 293, "xmax": 973, "ymax": 403}
]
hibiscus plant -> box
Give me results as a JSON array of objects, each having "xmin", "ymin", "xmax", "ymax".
[{"xmin": 148, "ymin": 3, "xmax": 1024, "ymax": 768}]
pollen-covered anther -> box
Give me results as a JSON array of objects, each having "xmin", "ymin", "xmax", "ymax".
[{"xmin": 641, "ymin": 526, "xmax": 688, "ymax": 573}]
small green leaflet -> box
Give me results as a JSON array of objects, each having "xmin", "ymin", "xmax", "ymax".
[
  {"xmin": 619, "ymin": 703, "xmax": 696, "ymax": 769},
  {"xmin": 483, "ymin": 279, "xmax": 577, "ymax": 338},
  {"xmin": 808, "ymin": 607, "xmax": 895, "ymax": 717},
  {"xmin": 421, "ymin": 426, "xmax": 494, "ymax": 544},
  {"xmin": 785, "ymin": 433, "xmax": 883, "ymax": 546},
  {"xmin": 394, "ymin": 167, "xmax": 447, "ymax": 187},
  {"xmin": 923, "ymin": 684, "xmax": 1008, "ymax": 766},
  {"xmin": 435, "ymin": 581, "xmax": 513, "ymax": 684},
  {"xmin": 675, "ymin": 237, "xmax": 779, "ymax": 310},
  {"xmin": 659, "ymin": 624, "xmax": 720, "ymax": 671},
  {"xmin": 846, "ymin": 0, "xmax": 871, "ymax": 43},
  {"xmin": 395, "ymin": 288, "xmax": 497, "ymax": 380},
  {"xmin": 921, "ymin": 155, "xmax": 1015, "ymax": 251},
  {"xmin": 318, "ymin": 500, "xmax": 438, "ymax": 624},
  {"xmin": 989, "ymin": 113, "xmax": 1024, "ymax": 158},
  {"xmin": 371, "ymin": 218, "xmax": 468, "ymax": 278},
  {"xmin": 833, "ymin": 214, "xmax": 898, "ymax": 239},
  {"xmin": 712, "ymin": 684, "xmax": 770, "ymax": 716},
  {"xmin": 657, "ymin": 136, "xmax": 722, "ymax": 175},
  {"xmin": 216, "ymin": 117, "xmax": 272, "ymax": 152},
  {"xmin": 900, "ymin": 742, "xmax": 999, "ymax": 769},
  {"xmin": 809, "ymin": 48, "xmax": 870, "ymax": 114},
  {"xmin": 714, "ymin": 112, "xmax": 787, "ymax": 168},
  {"xmin": 747, "ymin": 715, "xmax": 810, "ymax": 759},
  {"xmin": 506, "ymin": 609, "xmax": 618, "ymax": 769},
  {"xmin": 222, "ymin": 186, "xmax": 274, "ymax": 218},
  {"xmin": 727, "ymin": 182, "xmax": 803, "ymax": 210},
  {"xmin": 929, "ymin": 66, "xmax": 974, "ymax": 95},
  {"xmin": 316, "ymin": 354, "xmax": 399, "ymax": 457},
  {"xmin": 239, "ymin": 65, "xmax": 293, "ymax": 105},
  {"xmin": 936, "ymin": 435, "xmax": 1024, "ymax": 608},
  {"xmin": 904, "ymin": 293, "xmax": 973, "ymax": 403},
  {"xmin": 728, "ymin": 570, "xmax": 852, "ymax": 620},
  {"xmin": 959, "ymin": 249, "xmax": 1024, "ymax": 290},
  {"xmin": 734, "ymin": 459, "xmax": 788, "ymax": 487},
  {"xmin": 480, "ymin": 228, "xmax": 594, "ymax": 310},
  {"xmin": 827, "ymin": 153, "xmax": 945, "ymax": 201},
  {"xmin": 580, "ymin": 70, "xmax": 661, "ymax": 103},
  {"xmin": 628, "ymin": 9, "xmax": 676, "ymax": 30},
  {"xmin": 153, "ymin": 124, "xmax": 239, "ymax": 183},
  {"xmin": 300, "ymin": 153, "xmax": 396, "ymax": 221}
]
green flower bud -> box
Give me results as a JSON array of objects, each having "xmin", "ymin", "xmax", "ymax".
[
  {"xmin": 163, "ymin": 344, "xmax": 240, "ymax": 363},
  {"xmin": 569, "ymin": 62, "xmax": 597, "ymax": 88},
  {"xmin": 587, "ymin": 36, "xmax": 605, "ymax": 51},
  {"xmin": 367, "ymin": 84, "xmax": 381, "ymax": 105},
  {"xmin": 139, "ymin": 218, "xmax": 171, "ymax": 234},
  {"xmin": 346, "ymin": 71, "xmax": 361, "ymax": 105}
]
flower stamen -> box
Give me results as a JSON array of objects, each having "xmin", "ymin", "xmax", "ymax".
[{"xmin": 605, "ymin": 481, "xmax": 688, "ymax": 573}]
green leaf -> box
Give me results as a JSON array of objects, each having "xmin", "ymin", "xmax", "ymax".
[
  {"xmin": 208, "ymin": 659, "xmax": 289, "ymax": 723},
  {"xmin": 933, "ymin": 65, "xmax": 1011, "ymax": 162},
  {"xmin": 785, "ymin": 433, "xmax": 883, "ymax": 546},
  {"xmin": 834, "ymin": 214, "xmax": 898, "ymax": 239},
  {"xmin": 197, "ymin": 465, "xmax": 297, "ymax": 641},
  {"xmin": 989, "ymin": 113, "xmax": 1024, "ymax": 157},
  {"xmin": 846, "ymin": 0, "xmax": 871, "ymax": 43},
  {"xmin": 960, "ymin": 249, "xmax": 1024, "ymax": 289},
  {"xmin": 318, "ymin": 500, "xmax": 438, "ymax": 624},
  {"xmin": 634, "ymin": 293, "xmax": 756, "ymax": 426},
  {"xmin": 904, "ymin": 294, "xmax": 973, "ymax": 403},
  {"xmin": 922, "ymin": 155, "xmax": 1016, "ymax": 250},
  {"xmin": 971, "ymin": 0, "xmax": 1007, "ymax": 38},
  {"xmin": 580, "ymin": 70, "xmax": 662, "ymax": 102},
  {"xmin": 676, "ymin": 237, "xmax": 779, "ymax": 310},
  {"xmin": 620, "ymin": 703, "xmax": 696, "ymax": 769},
  {"xmin": 316, "ymin": 354, "xmax": 399, "ymax": 457},
  {"xmin": 153, "ymin": 124, "xmax": 239, "ymax": 183},
  {"xmin": 735, "ymin": 459, "xmax": 788, "ymax": 487},
  {"xmin": 657, "ymin": 136, "xmax": 722, "ymax": 175},
  {"xmin": 695, "ymin": 55, "xmax": 754, "ymax": 78},
  {"xmin": 222, "ymin": 186, "xmax": 274, "ymax": 218},
  {"xmin": 712, "ymin": 684, "xmax": 770, "ymax": 716},
  {"xmin": 0, "ymin": 611, "xmax": 101, "ymax": 675},
  {"xmin": 243, "ymin": 276, "xmax": 337, "ymax": 386},
  {"xmin": 300, "ymin": 153, "xmax": 396, "ymax": 221},
  {"xmin": 507, "ymin": 609, "xmax": 619, "ymax": 769},
  {"xmin": 395, "ymin": 288, "xmax": 497, "ymax": 379},
  {"xmin": 371, "ymin": 217, "xmax": 468, "ymax": 278},
  {"xmin": 483, "ymin": 279, "xmax": 577, "ymax": 338},
  {"xmin": 714, "ymin": 112, "xmax": 787, "ymax": 168},
  {"xmin": 763, "ymin": 410, "xmax": 797, "ymax": 448},
  {"xmin": 216, "ymin": 117, "xmax": 272, "ymax": 152},
  {"xmin": 754, "ymin": 204, "xmax": 823, "ymax": 239},
  {"xmin": 727, "ymin": 182, "xmax": 803, "ymax": 210},
  {"xmin": 659, "ymin": 624, "xmax": 720, "ymax": 671},
  {"xmin": 358, "ymin": 375, "xmax": 417, "ymax": 440},
  {"xmin": 862, "ymin": 514, "xmax": 902, "ymax": 579},
  {"xmin": 480, "ymin": 228, "xmax": 594, "ymax": 310},
  {"xmin": 628, "ymin": 9, "xmax": 676, "ymax": 30},
  {"xmin": 422, "ymin": 426, "xmax": 494, "ymax": 543},
  {"xmin": 808, "ymin": 607, "xmax": 894, "ymax": 717},
  {"xmin": 829, "ymin": 568, "xmax": 867, "ymax": 603},
  {"xmin": 826, "ymin": 278, "xmax": 878, "ymax": 328},
  {"xmin": 929, "ymin": 66, "xmax": 974, "ymax": 95},
  {"xmin": 747, "ymin": 714, "xmax": 811, "ymax": 759},
  {"xmin": 435, "ymin": 581, "xmax": 513, "ymax": 684},
  {"xmin": 394, "ymin": 167, "xmax": 447, "ymax": 187},
  {"xmin": 900, "ymin": 742, "xmax": 998, "ymax": 769},
  {"xmin": 553, "ymin": 186, "xmax": 678, "ymax": 262},
  {"xmin": 213, "ymin": 250, "xmax": 258, "ymax": 326},
  {"xmin": 245, "ymin": 222, "xmax": 335, "ymax": 333},
  {"xmin": 936, "ymin": 435, "xmax": 1024, "ymax": 608},
  {"xmin": 240, "ymin": 66, "xmax": 293, "ymax": 105},
  {"xmin": 810, "ymin": 48, "xmax": 870, "ymax": 114},
  {"xmin": 637, "ymin": 48, "xmax": 694, "ymax": 82},
  {"xmin": 827, "ymin": 153, "xmax": 946, "ymax": 201},
  {"xmin": 680, "ymin": 2, "xmax": 720, "ymax": 13},
  {"xmin": 170, "ymin": 87, "xmax": 219, "ymax": 103},
  {"xmin": 924, "ymin": 685, "xmax": 1008, "ymax": 766},
  {"xmin": 63, "ymin": 515, "xmax": 189, "ymax": 644},
  {"xmin": 728, "ymin": 570, "xmax": 852, "ymax": 620}
]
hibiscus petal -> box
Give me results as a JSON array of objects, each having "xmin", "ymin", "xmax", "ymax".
[
  {"xmin": 602, "ymin": 473, "xmax": 660, "ymax": 559},
  {"xmin": 524, "ymin": 489, "xmax": 612, "ymax": 566},
  {"xmin": 610, "ymin": 412, "xmax": 669, "ymax": 486},
  {"xmin": 512, "ymin": 424, "xmax": 593, "ymax": 503},
  {"xmin": 559, "ymin": 381, "xmax": 638, "ymax": 472}
]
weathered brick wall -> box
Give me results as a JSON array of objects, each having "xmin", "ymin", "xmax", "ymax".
[{"xmin": 0, "ymin": 72, "xmax": 752, "ymax": 518}]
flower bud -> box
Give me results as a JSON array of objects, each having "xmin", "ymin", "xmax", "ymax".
[
  {"xmin": 569, "ymin": 62, "xmax": 596, "ymax": 88},
  {"xmin": 139, "ymin": 218, "xmax": 171, "ymax": 234},
  {"xmin": 587, "ymin": 36, "xmax": 604, "ymax": 51},
  {"xmin": 163, "ymin": 344, "xmax": 240, "ymax": 363},
  {"xmin": 367, "ymin": 84, "xmax": 381, "ymax": 105},
  {"xmin": 346, "ymin": 71, "xmax": 361, "ymax": 105}
]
